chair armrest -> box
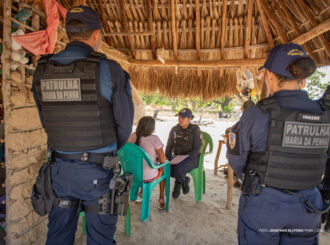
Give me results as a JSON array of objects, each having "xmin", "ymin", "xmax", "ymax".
[{"xmin": 148, "ymin": 160, "xmax": 170, "ymax": 169}]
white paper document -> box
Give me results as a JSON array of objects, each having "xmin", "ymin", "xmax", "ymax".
[{"xmin": 170, "ymin": 155, "xmax": 189, "ymax": 165}]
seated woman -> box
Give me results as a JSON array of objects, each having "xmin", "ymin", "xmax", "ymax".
[{"xmin": 128, "ymin": 116, "xmax": 167, "ymax": 209}]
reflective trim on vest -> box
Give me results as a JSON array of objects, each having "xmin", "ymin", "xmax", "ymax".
[
  {"xmin": 33, "ymin": 52, "xmax": 117, "ymax": 152},
  {"xmin": 246, "ymin": 97, "xmax": 330, "ymax": 190}
]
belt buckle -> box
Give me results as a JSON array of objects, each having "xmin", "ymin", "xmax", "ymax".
[{"xmin": 80, "ymin": 152, "xmax": 89, "ymax": 162}]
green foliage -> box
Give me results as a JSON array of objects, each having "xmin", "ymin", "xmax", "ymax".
[
  {"xmin": 140, "ymin": 92, "xmax": 228, "ymax": 112},
  {"xmin": 306, "ymin": 70, "xmax": 329, "ymax": 100}
]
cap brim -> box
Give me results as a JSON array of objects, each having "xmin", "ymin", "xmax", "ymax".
[{"xmin": 258, "ymin": 65, "xmax": 265, "ymax": 71}]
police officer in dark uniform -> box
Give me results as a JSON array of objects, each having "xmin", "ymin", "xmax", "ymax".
[
  {"xmin": 318, "ymin": 85, "xmax": 330, "ymax": 231},
  {"xmin": 32, "ymin": 6, "xmax": 134, "ymax": 245},
  {"xmin": 165, "ymin": 108, "xmax": 202, "ymax": 199},
  {"xmin": 227, "ymin": 43, "xmax": 330, "ymax": 244}
]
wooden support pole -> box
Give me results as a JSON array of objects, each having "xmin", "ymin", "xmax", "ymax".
[
  {"xmin": 226, "ymin": 164, "xmax": 233, "ymax": 209},
  {"xmin": 97, "ymin": 0, "xmax": 114, "ymax": 48},
  {"xmin": 277, "ymin": 0, "xmax": 316, "ymax": 61},
  {"xmin": 292, "ymin": 18, "xmax": 330, "ymax": 45},
  {"xmin": 255, "ymin": 0, "xmax": 274, "ymax": 50},
  {"xmin": 2, "ymin": 0, "xmax": 12, "ymax": 242},
  {"xmin": 296, "ymin": 0, "xmax": 330, "ymax": 57},
  {"xmin": 214, "ymin": 140, "xmax": 225, "ymax": 175},
  {"xmin": 128, "ymin": 57, "xmax": 266, "ymax": 67},
  {"xmin": 146, "ymin": 0, "xmax": 157, "ymax": 59},
  {"xmin": 244, "ymin": 0, "xmax": 253, "ymax": 58},
  {"xmin": 118, "ymin": 0, "xmax": 136, "ymax": 58},
  {"xmin": 171, "ymin": 0, "xmax": 178, "ymax": 60},
  {"xmin": 220, "ymin": 0, "xmax": 228, "ymax": 59},
  {"xmin": 9, "ymin": 16, "xmax": 36, "ymax": 32},
  {"xmin": 31, "ymin": 4, "xmax": 40, "ymax": 67},
  {"xmin": 261, "ymin": 0, "xmax": 288, "ymax": 44},
  {"xmin": 195, "ymin": 0, "xmax": 201, "ymax": 60}
]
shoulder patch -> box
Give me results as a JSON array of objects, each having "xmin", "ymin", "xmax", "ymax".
[{"xmin": 227, "ymin": 129, "xmax": 240, "ymax": 155}]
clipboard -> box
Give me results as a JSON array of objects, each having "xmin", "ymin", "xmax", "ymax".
[{"xmin": 170, "ymin": 155, "xmax": 189, "ymax": 165}]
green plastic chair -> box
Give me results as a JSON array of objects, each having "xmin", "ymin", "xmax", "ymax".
[
  {"xmin": 189, "ymin": 131, "xmax": 213, "ymax": 202},
  {"xmin": 80, "ymin": 201, "xmax": 131, "ymax": 236},
  {"xmin": 118, "ymin": 143, "xmax": 171, "ymax": 222}
]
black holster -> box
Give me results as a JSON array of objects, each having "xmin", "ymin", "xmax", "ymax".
[{"xmin": 241, "ymin": 170, "xmax": 261, "ymax": 196}]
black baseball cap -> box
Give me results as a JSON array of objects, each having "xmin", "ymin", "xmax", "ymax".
[
  {"xmin": 175, "ymin": 108, "xmax": 194, "ymax": 119},
  {"xmin": 259, "ymin": 43, "xmax": 310, "ymax": 79},
  {"xmin": 65, "ymin": 6, "xmax": 102, "ymax": 33}
]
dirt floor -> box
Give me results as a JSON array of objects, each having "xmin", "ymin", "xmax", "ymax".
[{"xmin": 75, "ymin": 113, "xmax": 330, "ymax": 245}]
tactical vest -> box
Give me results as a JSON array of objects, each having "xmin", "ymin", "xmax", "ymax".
[
  {"xmin": 246, "ymin": 97, "xmax": 330, "ymax": 190},
  {"xmin": 173, "ymin": 124, "xmax": 196, "ymax": 155},
  {"xmin": 33, "ymin": 52, "xmax": 117, "ymax": 152}
]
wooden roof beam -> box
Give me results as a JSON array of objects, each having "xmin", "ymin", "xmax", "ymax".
[
  {"xmin": 97, "ymin": 0, "xmax": 114, "ymax": 48},
  {"xmin": 196, "ymin": 0, "xmax": 201, "ymax": 60},
  {"xmin": 277, "ymin": 0, "xmax": 316, "ymax": 61},
  {"xmin": 171, "ymin": 0, "xmax": 178, "ymax": 60},
  {"xmin": 261, "ymin": 0, "xmax": 288, "ymax": 44},
  {"xmin": 296, "ymin": 0, "xmax": 330, "ymax": 58},
  {"xmin": 255, "ymin": 0, "xmax": 274, "ymax": 50},
  {"xmin": 128, "ymin": 58, "xmax": 266, "ymax": 67},
  {"xmin": 220, "ymin": 0, "xmax": 228, "ymax": 59},
  {"xmin": 118, "ymin": 0, "xmax": 136, "ymax": 58},
  {"xmin": 146, "ymin": 0, "xmax": 157, "ymax": 60},
  {"xmin": 293, "ymin": 18, "xmax": 330, "ymax": 45},
  {"xmin": 244, "ymin": 0, "xmax": 254, "ymax": 58},
  {"xmin": 73, "ymin": 0, "xmax": 86, "ymax": 6}
]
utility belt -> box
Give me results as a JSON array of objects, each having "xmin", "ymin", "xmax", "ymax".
[
  {"xmin": 242, "ymin": 170, "xmax": 330, "ymax": 215},
  {"xmin": 55, "ymin": 173, "xmax": 133, "ymax": 216},
  {"xmin": 32, "ymin": 150, "xmax": 133, "ymax": 216}
]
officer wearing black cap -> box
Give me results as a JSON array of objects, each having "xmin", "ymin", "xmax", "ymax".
[
  {"xmin": 165, "ymin": 108, "xmax": 202, "ymax": 199},
  {"xmin": 227, "ymin": 43, "xmax": 330, "ymax": 244},
  {"xmin": 32, "ymin": 6, "xmax": 133, "ymax": 245}
]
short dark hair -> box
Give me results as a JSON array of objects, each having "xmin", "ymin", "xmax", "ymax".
[{"xmin": 66, "ymin": 20, "xmax": 95, "ymax": 40}]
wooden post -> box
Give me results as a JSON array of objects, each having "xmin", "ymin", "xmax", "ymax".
[
  {"xmin": 255, "ymin": 0, "xmax": 274, "ymax": 50},
  {"xmin": 214, "ymin": 140, "xmax": 225, "ymax": 175},
  {"xmin": 244, "ymin": 0, "xmax": 254, "ymax": 58},
  {"xmin": 296, "ymin": 0, "xmax": 330, "ymax": 58},
  {"xmin": 118, "ymin": 0, "xmax": 136, "ymax": 58},
  {"xmin": 31, "ymin": 4, "xmax": 40, "ymax": 67},
  {"xmin": 2, "ymin": 0, "xmax": 12, "ymax": 242},
  {"xmin": 146, "ymin": 0, "xmax": 157, "ymax": 59},
  {"xmin": 261, "ymin": 0, "xmax": 288, "ymax": 44},
  {"xmin": 195, "ymin": 0, "xmax": 201, "ymax": 60},
  {"xmin": 220, "ymin": 0, "xmax": 228, "ymax": 59},
  {"xmin": 171, "ymin": 0, "xmax": 178, "ymax": 60},
  {"xmin": 277, "ymin": 0, "xmax": 316, "ymax": 61},
  {"xmin": 226, "ymin": 164, "xmax": 234, "ymax": 209}
]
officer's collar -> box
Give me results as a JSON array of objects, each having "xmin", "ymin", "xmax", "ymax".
[
  {"xmin": 272, "ymin": 90, "xmax": 309, "ymax": 99},
  {"xmin": 66, "ymin": 41, "xmax": 94, "ymax": 53}
]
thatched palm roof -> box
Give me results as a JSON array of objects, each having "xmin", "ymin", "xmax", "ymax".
[{"xmin": 60, "ymin": 1, "xmax": 330, "ymax": 99}]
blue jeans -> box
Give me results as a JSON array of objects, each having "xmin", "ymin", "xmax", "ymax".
[{"xmin": 46, "ymin": 157, "xmax": 117, "ymax": 245}]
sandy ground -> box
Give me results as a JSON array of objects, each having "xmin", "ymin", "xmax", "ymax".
[{"xmin": 77, "ymin": 113, "xmax": 330, "ymax": 244}]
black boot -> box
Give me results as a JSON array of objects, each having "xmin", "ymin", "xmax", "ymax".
[
  {"xmin": 182, "ymin": 176, "xmax": 190, "ymax": 195},
  {"xmin": 172, "ymin": 181, "xmax": 181, "ymax": 199}
]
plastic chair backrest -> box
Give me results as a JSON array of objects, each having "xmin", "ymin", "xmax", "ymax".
[
  {"xmin": 200, "ymin": 131, "xmax": 213, "ymax": 154},
  {"xmin": 118, "ymin": 143, "xmax": 154, "ymax": 184}
]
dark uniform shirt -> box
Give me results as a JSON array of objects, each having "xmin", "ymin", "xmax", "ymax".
[
  {"xmin": 33, "ymin": 41, "xmax": 134, "ymax": 152},
  {"xmin": 165, "ymin": 123, "xmax": 202, "ymax": 159},
  {"xmin": 227, "ymin": 90, "xmax": 326, "ymax": 179}
]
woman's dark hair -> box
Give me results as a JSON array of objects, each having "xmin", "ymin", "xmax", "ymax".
[
  {"xmin": 66, "ymin": 20, "xmax": 95, "ymax": 40},
  {"xmin": 276, "ymin": 57, "xmax": 316, "ymax": 85},
  {"xmin": 135, "ymin": 116, "xmax": 155, "ymax": 146}
]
